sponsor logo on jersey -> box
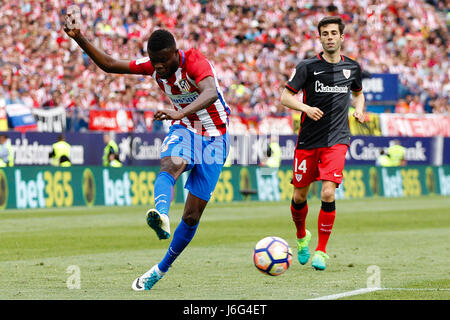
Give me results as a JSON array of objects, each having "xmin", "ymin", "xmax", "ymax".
[
  {"xmin": 315, "ymin": 80, "xmax": 348, "ymax": 94},
  {"xmin": 167, "ymin": 92, "xmax": 199, "ymax": 105}
]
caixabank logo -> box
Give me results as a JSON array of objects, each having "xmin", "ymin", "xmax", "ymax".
[{"xmin": 0, "ymin": 169, "xmax": 8, "ymax": 209}]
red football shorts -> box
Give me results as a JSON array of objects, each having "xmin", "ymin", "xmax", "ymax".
[{"xmin": 292, "ymin": 144, "xmax": 348, "ymax": 188}]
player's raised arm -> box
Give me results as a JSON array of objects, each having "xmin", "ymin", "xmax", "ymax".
[{"xmin": 63, "ymin": 6, "xmax": 132, "ymax": 74}]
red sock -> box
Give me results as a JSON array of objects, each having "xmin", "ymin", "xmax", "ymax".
[
  {"xmin": 291, "ymin": 200, "xmax": 308, "ymax": 239},
  {"xmin": 315, "ymin": 201, "xmax": 336, "ymax": 253}
]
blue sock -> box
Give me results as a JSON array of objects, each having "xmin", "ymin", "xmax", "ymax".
[
  {"xmin": 154, "ymin": 171, "xmax": 176, "ymax": 216},
  {"xmin": 158, "ymin": 219, "xmax": 198, "ymax": 273}
]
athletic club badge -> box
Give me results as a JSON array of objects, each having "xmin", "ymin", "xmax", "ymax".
[
  {"xmin": 343, "ymin": 69, "xmax": 351, "ymax": 79},
  {"xmin": 177, "ymin": 79, "xmax": 191, "ymax": 92},
  {"xmin": 295, "ymin": 174, "xmax": 303, "ymax": 182}
]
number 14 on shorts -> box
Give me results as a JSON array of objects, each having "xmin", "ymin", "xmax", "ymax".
[{"xmin": 295, "ymin": 159, "xmax": 307, "ymax": 173}]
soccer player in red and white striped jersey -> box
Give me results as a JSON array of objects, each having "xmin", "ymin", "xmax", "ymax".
[
  {"xmin": 129, "ymin": 48, "xmax": 230, "ymax": 137},
  {"xmin": 64, "ymin": 11, "xmax": 230, "ymax": 291}
]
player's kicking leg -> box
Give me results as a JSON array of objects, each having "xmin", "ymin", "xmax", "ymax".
[
  {"xmin": 146, "ymin": 170, "xmax": 176, "ymax": 240},
  {"xmin": 146, "ymin": 156, "xmax": 187, "ymax": 240},
  {"xmin": 146, "ymin": 208, "xmax": 171, "ymax": 240},
  {"xmin": 132, "ymin": 193, "xmax": 206, "ymax": 291},
  {"xmin": 133, "ymin": 128, "xmax": 228, "ymax": 291}
]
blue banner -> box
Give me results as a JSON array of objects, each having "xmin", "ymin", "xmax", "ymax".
[
  {"xmin": 345, "ymin": 136, "xmax": 433, "ymax": 165},
  {"xmin": 4, "ymin": 131, "xmax": 104, "ymax": 166},
  {"xmin": 443, "ymin": 138, "xmax": 450, "ymax": 165},
  {"xmin": 115, "ymin": 132, "xmax": 166, "ymax": 166},
  {"xmin": 362, "ymin": 73, "xmax": 398, "ymax": 102},
  {"xmin": 277, "ymin": 135, "xmax": 433, "ymax": 166}
]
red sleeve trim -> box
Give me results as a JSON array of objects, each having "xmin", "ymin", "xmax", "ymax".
[{"xmin": 285, "ymin": 84, "xmax": 299, "ymax": 94}]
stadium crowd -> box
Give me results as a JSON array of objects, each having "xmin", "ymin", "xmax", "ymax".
[{"xmin": 0, "ymin": 0, "xmax": 448, "ymax": 132}]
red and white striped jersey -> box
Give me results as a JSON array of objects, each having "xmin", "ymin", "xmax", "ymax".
[{"xmin": 129, "ymin": 49, "xmax": 231, "ymax": 136}]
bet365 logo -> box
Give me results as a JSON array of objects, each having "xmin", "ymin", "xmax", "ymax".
[{"xmin": 14, "ymin": 169, "xmax": 74, "ymax": 209}]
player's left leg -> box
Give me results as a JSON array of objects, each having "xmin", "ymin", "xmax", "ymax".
[
  {"xmin": 154, "ymin": 132, "xmax": 227, "ymax": 274},
  {"xmin": 147, "ymin": 156, "xmax": 187, "ymax": 240},
  {"xmin": 132, "ymin": 193, "xmax": 207, "ymax": 291},
  {"xmin": 157, "ymin": 193, "xmax": 206, "ymax": 272},
  {"xmin": 147, "ymin": 126, "xmax": 191, "ymax": 240},
  {"xmin": 312, "ymin": 180, "xmax": 337, "ymax": 270},
  {"xmin": 312, "ymin": 144, "xmax": 347, "ymax": 270},
  {"xmin": 132, "ymin": 132, "xmax": 228, "ymax": 291}
]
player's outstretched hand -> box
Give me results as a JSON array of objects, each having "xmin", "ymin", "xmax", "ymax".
[
  {"xmin": 64, "ymin": 5, "xmax": 82, "ymax": 39},
  {"xmin": 353, "ymin": 111, "xmax": 365, "ymax": 124},
  {"xmin": 305, "ymin": 106, "xmax": 324, "ymax": 121}
]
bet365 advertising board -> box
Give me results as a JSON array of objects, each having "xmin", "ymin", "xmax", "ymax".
[{"xmin": 0, "ymin": 165, "xmax": 449, "ymax": 210}]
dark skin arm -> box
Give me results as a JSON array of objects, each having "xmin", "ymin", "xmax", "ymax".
[
  {"xmin": 64, "ymin": 8, "xmax": 218, "ymax": 120},
  {"xmin": 154, "ymin": 76, "xmax": 219, "ymax": 120},
  {"xmin": 63, "ymin": 10, "xmax": 131, "ymax": 74}
]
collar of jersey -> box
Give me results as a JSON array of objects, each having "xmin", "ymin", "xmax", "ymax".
[{"xmin": 318, "ymin": 52, "xmax": 344, "ymax": 64}]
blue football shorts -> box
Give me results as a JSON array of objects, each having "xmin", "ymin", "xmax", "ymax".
[{"xmin": 160, "ymin": 124, "xmax": 229, "ymax": 201}]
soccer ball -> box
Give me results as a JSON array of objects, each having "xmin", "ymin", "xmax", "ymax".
[{"xmin": 253, "ymin": 236, "xmax": 292, "ymax": 276}]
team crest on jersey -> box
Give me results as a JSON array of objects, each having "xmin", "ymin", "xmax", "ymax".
[
  {"xmin": 343, "ymin": 69, "xmax": 351, "ymax": 79},
  {"xmin": 295, "ymin": 174, "xmax": 303, "ymax": 182},
  {"xmin": 177, "ymin": 79, "xmax": 191, "ymax": 92}
]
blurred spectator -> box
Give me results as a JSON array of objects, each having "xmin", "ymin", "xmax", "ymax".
[
  {"xmin": 0, "ymin": 0, "xmax": 448, "ymax": 132},
  {"xmin": 42, "ymin": 91, "xmax": 63, "ymax": 108},
  {"xmin": 388, "ymin": 139, "xmax": 406, "ymax": 167},
  {"xmin": 395, "ymin": 99, "xmax": 409, "ymax": 114},
  {"xmin": 409, "ymin": 95, "xmax": 425, "ymax": 114},
  {"xmin": 376, "ymin": 149, "xmax": 393, "ymax": 167},
  {"xmin": 5, "ymin": 90, "xmax": 24, "ymax": 105}
]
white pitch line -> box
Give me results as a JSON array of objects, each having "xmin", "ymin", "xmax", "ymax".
[
  {"xmin": 306, "ymin": 287, "xmax": 382, "ymax": 300},
  {"xmin": 384, "ymin": 288, "xmax": 450, "ymax": 292},
  {"xmin": 306, "ymin": 287, "xmax": 450, "ymax": 300}
]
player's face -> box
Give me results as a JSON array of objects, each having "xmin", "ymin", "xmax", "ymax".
[
  {"xmin": 149, "ymin": 47, "xmax": 179, "ymax": 79},
  {"xmin": 319, "ymin": 23, "xmax": 344, "ymax": 54}
]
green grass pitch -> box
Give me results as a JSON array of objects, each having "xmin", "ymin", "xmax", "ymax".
[{"xmin": 0, "ymin": 196, "xmax": 449, "ymax": 300}]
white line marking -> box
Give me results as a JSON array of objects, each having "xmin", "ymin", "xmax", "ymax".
[
  {"xmin": 306, "ymin": 288, "xmax": 382, "ymax": 300},
  {"xmin": 384, "ymin": 288, "xmax": 450, "ymax": 292},
  {"xmin": 306, "ymin": 287, "xmax": 450, "ymax": 300}
]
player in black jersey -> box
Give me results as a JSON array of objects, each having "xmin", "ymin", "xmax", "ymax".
[{"xmin": 280, "ymin": 16, "xmax": 365, "ymax": 271}]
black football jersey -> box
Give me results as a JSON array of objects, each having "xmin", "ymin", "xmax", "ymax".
[{"xmin": 286, "ymin": 52, "xmax": 363, "ymax": 149}]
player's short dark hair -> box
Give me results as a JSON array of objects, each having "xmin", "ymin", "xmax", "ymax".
[
  {"xmin": 147, "ymin": 29, "xmax": 176, "ymax": 52},
  {"xmin": 317, "ymin": 16, "xmax": 345, "ymax": 35}
]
